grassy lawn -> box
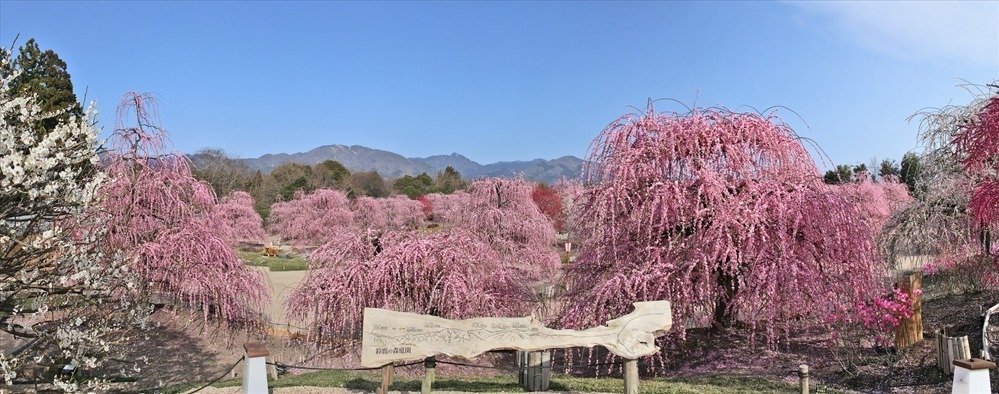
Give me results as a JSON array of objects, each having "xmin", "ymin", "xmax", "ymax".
[
  {"xmin": 238, "ymin": 250, "xmax": 309, "ymax": 271},
  {"xmin": 168, "ymin": 369, "xmax": 836, "ymax": 394}
]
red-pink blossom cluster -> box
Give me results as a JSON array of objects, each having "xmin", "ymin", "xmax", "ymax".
[
  {"xmin": 832, "ymin": 287, "xmax": 918, "ymax": 347},
  {"xmin": 956, "ymin": 95, "xmax": 999, "ymax": 226},
  {"xmin": 954, "ymin": 94, "xmax": 998, "ymax": 264}
]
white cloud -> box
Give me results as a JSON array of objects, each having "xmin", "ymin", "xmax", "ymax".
[{"xmin": 787, "ymin": 1, "xmax": 999, "ymax": 68}]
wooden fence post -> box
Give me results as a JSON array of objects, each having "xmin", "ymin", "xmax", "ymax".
[
  {"xmin": 517, "ymin": 350, "xmax": 552, "ymax": 391},
  {"xmin": 624, "ymin": 359, "xmax": 638, "ymax": 394},
  {"xmin": 894, "ymin": 274, "xmax": 923, "ymax": 349},
  {"xmin": 937, "ymin": 329, "xmax": 972, "ymax": 374},
  {"xmin": 421, "ymin": 357, "xmax": 436, "ymax": 394},
  {"xmin": 378, "ymin": 364, "xmax": 393, "ymax": 394}
]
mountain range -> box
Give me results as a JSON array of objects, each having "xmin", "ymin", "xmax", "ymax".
[{"xmin": 241, "ymin": 144, "xmax": 584, "ymax": 184}]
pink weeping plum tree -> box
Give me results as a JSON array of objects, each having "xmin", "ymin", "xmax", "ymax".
[
  {"xmin": 382, "ymin": 195, "xmax": 426, "ymax": 229},
  {"xmin": 830, "ymin": 173, "xmax": 913, "ymax": 237},
  {"xmin": 287, "ymin": 178, "xmax": 560, "ymax": 342},
  {"xmin": 423, "ymin": 191, "xmax": 470, "ymax": 224},
  {"xmin": 352, "ymin": 195, "xmax": 425, "ymax": 231},
  {"xmin": 532, "ymin": 183, "xmax": 566, "ymax": 232},
  {"xmin": 441, "ymin": 178, "xmax": 561, "ymax": 287},
  {"xmin": 215, "ymin": 191, "xmax": 266, "ymax": 244},
  {"xmin": 553, "ymin": 178, "xmax": 585, "ymax": 240},
  {"xmin": 266, "ymin": 188, "xmax": 354, "ymax": 247},
  {"xmin": 351, "ymin": 196, "xmax": 389, "ymax": 231},
  {"xmin": 561, "ymin": 105, "xmax": 884, "ymax": 344},
  {"xmin": 97, "ymin": 92, "xmax": 267, "ymax": 325},
  {"xmin": 286, "ymin": 229, "xmax": 530, "ymax": 341}
]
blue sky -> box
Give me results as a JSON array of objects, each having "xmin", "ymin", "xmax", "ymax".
[{"xmin": 2, "ymin": 1, "xmax": 997, "ymax": 169}]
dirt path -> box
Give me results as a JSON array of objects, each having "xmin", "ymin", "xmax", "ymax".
[{"xmin": 254, "ymin": 266, "xmax": 308, "ymax": 333}]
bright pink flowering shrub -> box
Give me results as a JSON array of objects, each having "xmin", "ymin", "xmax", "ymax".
[{"xmin": 832, "ymin": 287, "xmax": 918, "ymax": 347}]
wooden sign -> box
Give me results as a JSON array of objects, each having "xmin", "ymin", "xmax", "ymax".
[{"xmin": 361, "ymin": 301, "xmax": 671, "ymax": 367}]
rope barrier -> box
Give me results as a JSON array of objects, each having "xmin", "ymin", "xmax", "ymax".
[
  {"xmin": 261, "ymin": 358, "xmax": 628, "ymax": 375},
  {"xmin": 434, "ymin": 358, "xmax": 625, "ymax": 372},
  {"xmin": 435, "ymin": 360, "xmax": 521, "ymax": 372},
  {"xmin": 266, "ymin": 359, "xmax": 423, "ymax": 372},
  {"xmin": 184, "ymin": 357, "xmax": 243, "ymax": 393}
]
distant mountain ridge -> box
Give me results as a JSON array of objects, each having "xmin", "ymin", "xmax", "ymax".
[{"xmin": 241, "ymin": 144, "xmax": 584, "ymax": 184}]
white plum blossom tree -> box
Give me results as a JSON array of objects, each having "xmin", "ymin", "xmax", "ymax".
[{"xmin": 1, "ymin": 48, "xmax": 133, "ymax": 389}]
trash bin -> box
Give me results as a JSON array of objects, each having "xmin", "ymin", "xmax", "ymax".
[{"xmin": 517, "ymin": 350, "xmax": 551, "ymax": 391}]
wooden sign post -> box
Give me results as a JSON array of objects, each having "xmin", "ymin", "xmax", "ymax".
[{"xmin": 361, "ymin": 301, "xmax": 672, "ymax": 392}]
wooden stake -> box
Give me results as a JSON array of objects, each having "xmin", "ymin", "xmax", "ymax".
[
  {"xmin": 624, "ymin": 359, "xmax": 638, "ymax": 394},
  {"xmin": 894, "ymin": 274, "xmax": 923, "ymax": 349},
  {"xmin": 936, "ymin": 329, "xmax": 971, "ymax": 374},
  {"xmin": 378, "ymin": 364, "xmax": 393, "ymax": 394},
  {"xmin": 421, "ymin": 357, "xmax": 436, "ymax": 394}
]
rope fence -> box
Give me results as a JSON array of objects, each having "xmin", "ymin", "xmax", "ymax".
[
  {"xmin": 143, "ymin": 344, "xmax": 967, "ymax": 394},
  {"xmin": 265, "ymin": 359, "xmax": 423, "ymax": 372},
  {"xmin": 183, "ymin": 357, "xmax": 243, "ymax": 394}
]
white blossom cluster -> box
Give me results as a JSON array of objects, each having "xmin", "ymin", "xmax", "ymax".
[{"xmin": 0, "ymin": 49, "xmax": 138, "ymax": 391}]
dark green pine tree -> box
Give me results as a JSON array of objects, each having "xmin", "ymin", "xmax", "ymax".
[{"xmin": 6, "ymin": 38, "xmax": 83, "ymax": 136}]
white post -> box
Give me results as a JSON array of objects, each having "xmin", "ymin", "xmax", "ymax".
[
  {"xmin": 242, "ymin": 342, "xmax": 269, "ymax": 394},
  {"xmin": 798, "ymin": 364, "xmax": 808, "ymax": 394},
  {"xmin": 952, "ymin": 358, "xmax": 995, "ymax": 394}
]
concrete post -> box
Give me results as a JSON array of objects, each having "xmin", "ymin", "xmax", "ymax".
[
  {"xmin": 952, "ymin": 358, "xmax": 995, "ymax": 394},
  {"xmin": 241, "ymin": 342, "xmax": 269, "ymax": 394},
  {"xmin": 798, "ymin": 364, "xmax": 809, "ymax": 394}
]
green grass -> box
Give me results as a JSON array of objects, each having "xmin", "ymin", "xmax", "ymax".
[
  {"xmin": 170, "ymin": 369, "xmax": 840, "ymax": 394},
  {"xmin": 238, "ymin": 251, "xmax": 309, "ymax": 271}
]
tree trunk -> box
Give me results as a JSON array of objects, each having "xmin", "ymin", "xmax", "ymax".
[
  {"xmin": 893, "ymin": 274, "xmax": 923, "ymax": 349},
  {"xmin": 713, "ymin": 269, "xmax": 739, "ymax": 330},
  {"xmin": 982, "ymin": 229, "xmax": 992, "ymax": 255}
]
